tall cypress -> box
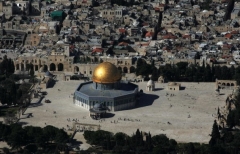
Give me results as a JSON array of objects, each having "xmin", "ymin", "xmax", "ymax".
[{"xmin": 209, "ymin": 120, "xmax": 220, "ymax": 146}]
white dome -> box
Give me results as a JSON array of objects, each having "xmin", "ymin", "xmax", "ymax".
[{"xmin": 147, "ymin": 79, "xmax": 154, "ymax": 86}]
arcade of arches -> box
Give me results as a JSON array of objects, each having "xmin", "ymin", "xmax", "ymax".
[
  {"xmin": 73, "ymin": 65, "xmax": 136, "ymax": 74},
  {"xmin": 14, "ymin": 59, "xmax": 136, "ymax": 76},
  {"xmin": 49, "ymin": 63, "xmax": 64, "ymax": 71},
  {"xmin": 216, "ymin": 80, "xmax": 237, "ymax": 89},
  {"xmin": 15, "ymin": 63, "xmax": 64, "ymax": 72},
  {"xmin": 15, "ymin": 62, "xmax": 136, "ymax": 74}
]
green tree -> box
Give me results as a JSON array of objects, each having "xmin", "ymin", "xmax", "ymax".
[
  {"xmin": 0, "ymin": 56, "xmax": 15, "ymax": 76},
  {"xmin": 16, "ymin": 89, "xmax": 23, "ymax": 100},
  {"xmin": 176, "ymin": 62, "xmax": 188, "ymax": 77},
  {"xmin": 223, "ymin": 131, "xmax": 234, "ymax": 143},
  {"xmin": 2, "ymin": 147, "xmax": 10, "ymax": 154},
  {"xmin": 43, "ymin": 125, "xmax": 59, "ymax": 143},
  {"xmin": 55, "ymin": 129, "xmax": 69, "ymax": 144},
  {"xmin": 209, "ymin": 120, "xmax": 220, "ymax": 146},
  {"xmin": 7, "ymin": 129, "xmax": 28, "ymax": 150},
  {"xmin": 30, "ymin": 69, "xmax": 34, "ymax": 78},
  {"xmin": 227, "ymin": 110, "xmax": 236, "ymax": 128},
  {"xmin": 234, "ymin": 66, "xmax": 240, "ymax": 85},
  {"xmin": 146, "ymin": 132, "xmax": 153, "ymax": 151},
  {"xmin": 186, "ymin": 142, "xmax": 195, "ymax": 154},
  {"xmin": 204, "ymin": 64, "xmax": 212, "ymax": 82},
  {"xmin": 114, "ymin": 132, "xmax": 127, "ymax": 146}
]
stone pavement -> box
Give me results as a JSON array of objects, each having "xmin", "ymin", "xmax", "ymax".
[{"xmin": 19, "ymin": 80, "xmax": 231, "ymax": 144}]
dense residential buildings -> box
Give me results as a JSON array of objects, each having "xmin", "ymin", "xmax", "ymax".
[{"xmin": 0, "ymin": 0, "xmax": 240, "ymax": 78}]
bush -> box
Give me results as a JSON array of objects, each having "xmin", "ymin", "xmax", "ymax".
[{"xmin": 70, "ymin": 75, "xmax": 79, "ymax": 80}]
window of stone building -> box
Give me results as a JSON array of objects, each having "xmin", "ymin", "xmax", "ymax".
[
  {"xmin": 50, "ymin": 59, "xmax": 52, "ymax": 61},
  {"xmin": 55, "ymin": 59, "xmax": 57, "ymax": 61},
  {"xmin": 60, "ymin": 59, "xmax": 62, "ymax": 61},
  {"xmin": 34, "ymin": 41, "xmax": 36, "ymax": 44},
  {"xmin": 90, "ymin": 71, "xmax": 92, "ymax": 74},
  {"xmin": 84, "ymin": 71, "xmax": 86, "ymax": 74}
]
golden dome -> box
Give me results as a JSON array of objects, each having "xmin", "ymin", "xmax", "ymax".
[{"xmin": 92, "ymin": 62, "xmax": 121, "ymax": 83}]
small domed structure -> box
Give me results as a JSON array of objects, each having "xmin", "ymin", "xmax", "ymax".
[
  {"xmin": 158, "ymin": 76, "xmax": 165, "ymax": 83},
  {"xmin": 167, "ymin": 82, "xmax": 181, "ymax": 91},
  {"xmin": 146, "ymin": 79, "xmax": 155, "ymax": 91}
]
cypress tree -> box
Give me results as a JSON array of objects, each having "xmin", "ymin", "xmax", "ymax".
[{"xmin": 209, "ymin": 120, "xmax": 220, "ymax": 146}]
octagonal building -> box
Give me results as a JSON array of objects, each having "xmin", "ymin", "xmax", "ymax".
[{"xmin": 74, "ymin": 62, "xmax": 139, "ymax": 111}]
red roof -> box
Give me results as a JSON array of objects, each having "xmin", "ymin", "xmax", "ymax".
[
  {"xmin": 92, "ymin": 48, "xmax": 103, "ymax": 52},
  {"xmin": 154, "ymin": 7, "xmax": 160, "ymax": 11},
  {"xmin": 231, "ymin": 30, "xmax": 239, "ymax": 34},
  {"xmin": 182, "ymin": 34, "xmax": 191, "ymax": 39},
  {"xmin": 162, "ymin": 32, "xmax": 177, "ymax": 39},
  {"xmin": 222, "ymin": 44, "xmax": 232, "ymax": 49},
  {"xmin": 224, "ymin": 33, "xmax": 232, "ymax": 39},
  {"xmin": 119, "ymin": 28, "xmax": 126, "ymax": 33},
  {"xmin": 118, "ymin": 42, "xmax": 128, "ymax": 46},
  {"xmin": 145, "ymin": 31, "xmax": 154, "ymax": 37},
  {"xmin": 142, "ymin": 22, "xmax": 149, "ymax": 26}
]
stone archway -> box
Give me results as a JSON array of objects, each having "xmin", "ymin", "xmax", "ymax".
[
  {"xmin": 43, "ymin": 65, "xmax": 48, "ymax": 72},
  {"xmin": 123, "ymin": 67, "xmax": 128, "ymax": 73},
  {"xmin": 58, "ymin": 63, "xmax": 64, "ymax": 71},
  {"xmin": 130, "ymin": 66, "xmax": 135, "ymax": 73},
  {"xmin": 74, "ymin": 66, "xmax": 79, "ymax": 73},
  {"xmin": 118, "ymin": 67, "xmax": 122, "ymax": 72},
  {"xmin": 227, "ymin": 83, "xmax": 230, "ymax": 86},
  {"xmin": 231, "ymin": 83, "xmax": 234, "ymax": 86},
  {"xmin": 20, "ymin": 63, "xmax": 24, "ymax": 71},
  {"xmin": 50, "ymin": 63, "xmax": 56, "ymax": 71},
  {"xmin": 16, "ymin": 64, "xmax": 19, "ymax": 70},
  {"xmin": 35, "ymin": 65, "xmax": 38, "ymax": 71}
]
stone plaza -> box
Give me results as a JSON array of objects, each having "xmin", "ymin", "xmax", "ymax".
[{"xmin": 19, "ymin": 80, "xmax": 231, "ymax": 143}]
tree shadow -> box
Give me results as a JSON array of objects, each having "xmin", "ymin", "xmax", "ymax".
[
  {"xmin": 70, "ymin": 138, "xmax": 83, "ymax": 146},
  {"xmin": 180, "ymin": 86, "xmax": 186, "ymax": 90},
  {"xmin": 135, "ymin": 93, "xmax": 159, "ymax": 108},
  {"xmin": 21, "ymin": 112, "xmax": 34, "ymax": 119},
  {"xmin": 17, "ymin": 121, "xmax": 28, "ymax": 126},
  {"xmin": 28, "ymin": 96, "xmax": 44, "ymax": 108},
  {"xmin": 154, "ymin": 88, "xmax": 164, "ymax": 91},
  {"xmin": 104, "ymin": 112, "xmax": 115, "ymax": 118},
  {"xmin": 47, "ymin": 80, "xmax": 56, "ymax": 88}
]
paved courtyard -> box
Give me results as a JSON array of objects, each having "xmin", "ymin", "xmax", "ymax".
[{"xmin": 19, "ymin": 80, "xmax": 231, "ymax": 144}]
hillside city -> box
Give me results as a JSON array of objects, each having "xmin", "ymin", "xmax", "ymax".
[{"xmin": 1, "ymin": 0, "xmax": 240, "ymax": 153}]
